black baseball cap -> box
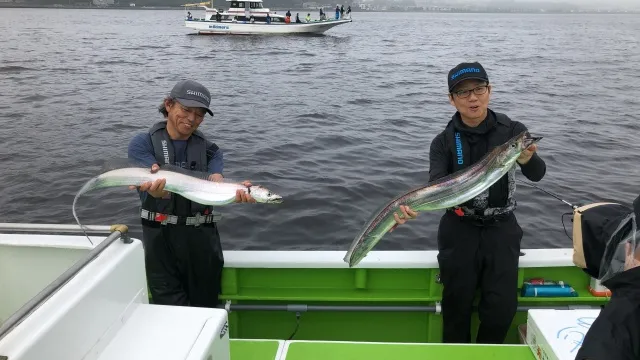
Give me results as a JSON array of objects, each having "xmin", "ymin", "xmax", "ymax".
[
  {"xmin": 448, "ymin": 62, "xmax": 489, "ymax": 92},
  {"xmin": 170, "ymin": 80, "xmax": 213, "ymax": 116}
]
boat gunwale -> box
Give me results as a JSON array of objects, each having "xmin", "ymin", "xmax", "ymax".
[{"xmin": 221, "ymin": 248, "xmax": 576, "ymax": 269}]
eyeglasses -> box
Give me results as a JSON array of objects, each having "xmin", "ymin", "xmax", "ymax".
[{"xmin": 452, "ymin": 85, "xmax": 489, "ymax": 98}]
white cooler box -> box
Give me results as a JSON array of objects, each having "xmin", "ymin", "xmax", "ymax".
[
  {"xmin": 97, "ymin": 304, "xmax": 230, "ymax": 360},
  {"xmin": 526, "ymin": 309, "xmax": 600, "ymax": 360}
]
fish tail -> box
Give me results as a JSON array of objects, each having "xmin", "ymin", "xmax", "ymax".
[
  {"xmin": 343, "ymin": 251, "xmax": 352, "ymax": 264},
  {"xmin": 73, "ymin": 176, "xmax": 100, "ymax": 246}
]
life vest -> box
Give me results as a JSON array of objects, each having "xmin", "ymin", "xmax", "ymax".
[
  {"xmin": 444, "ymin": 111, "xmax": 517, "ymax": 216},
  {"xmin": 141, "ymin": 121, "xmax": 219, "ymax": 217}
]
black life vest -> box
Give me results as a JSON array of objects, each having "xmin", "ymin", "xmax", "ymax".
[
  {"xmin": 444, "ymin": 111, "xmax": 517, "ymax": 216},
  {"xmin": 141, "ymin": 121, "xmax": 219, "ymax": 217}
]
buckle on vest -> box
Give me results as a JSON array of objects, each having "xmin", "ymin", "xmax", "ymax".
[
  {"xmin": 186, "ymin": 212, "xmax": 208, "ymax": 227},
  {"xmin": 193, "ymin": 212, "xmax": 203, "ymax": 227},
  {"xmin": 453, "ymin": 207, "xmax": 464, "ymax": 217}
]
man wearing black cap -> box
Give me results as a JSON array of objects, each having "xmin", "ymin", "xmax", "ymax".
[
  {"xmin": 127, "ymin": 79, "xmax": 255, "ymax": 308},
  {"xmin": 392, "ymin": 62, "xmax": 546, "ymax": 343}
]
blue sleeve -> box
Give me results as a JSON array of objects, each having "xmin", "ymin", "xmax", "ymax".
[
  {"xmin": 128, "ymin": 133, "xmax": 157, "ymax": 168},
  {"xmin": 207, "ymin": 146, "xmax": 224, "ymax": 175},
  {"xmin": 127, "ymin": 133, "xmax": 156, "ymax": 202}
]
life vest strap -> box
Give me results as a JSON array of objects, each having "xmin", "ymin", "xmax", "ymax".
[{"xmin": 140, "ymin": 209, "xmax": 222, "ymax": 226}]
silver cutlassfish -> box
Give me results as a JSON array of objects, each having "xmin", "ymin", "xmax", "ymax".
[
  {"xmin": 343, "ymin": 130, "xmax": 542, "ymax": 267},
  {"xmin": 72, "ymin": 161, "xmax": 283, "ymax": 245}
]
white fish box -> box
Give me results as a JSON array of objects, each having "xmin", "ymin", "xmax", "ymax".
[
  {"xmin": 526, "ymin": 309, "xmax": 600, "ymax": 360},
  {"xmin": 97, "ymin": 304, "xmax": 230, "ymax": 360}
]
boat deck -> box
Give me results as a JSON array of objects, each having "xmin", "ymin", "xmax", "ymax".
[
  {"xmin": 230, "ymin": 339, "xmax": 536, "ymax": 359},
  {"xmin": 0, "ymin": 225, "xmax": 606, "ymax": 360}
]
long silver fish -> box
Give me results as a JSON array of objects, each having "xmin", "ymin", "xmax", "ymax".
[
  {"xmin": 343, "ymin": 130, "xmax": 542, "ymax": 267},
  {"xmin": 72, "ymin": 163, "xmax": 283, "ymax": 244}
]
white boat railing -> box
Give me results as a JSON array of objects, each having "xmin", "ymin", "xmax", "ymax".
[
  {"xmin": 0, "ymin": 223, "xmax": 113, "ymax": 234},
  {"xmin": 0, "ymin": 224, "xmax": 131, "ymax": 343}
]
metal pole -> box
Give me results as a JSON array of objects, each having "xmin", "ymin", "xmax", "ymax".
[
  {"xmin": 219, "ymin": 304, "xmax": 601, "ymax": 313},
  {"xmin": 0, "ymin": 227, "xmax": 130, "ymax": 342},
  {"xmin": 0, "ymin": 223, "xmax": 113, "ymax": 234}
]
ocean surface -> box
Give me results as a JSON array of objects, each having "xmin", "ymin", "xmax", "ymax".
[{"xmin": 0, "ymin": 9, "xmax": 639, "ymax": 252}]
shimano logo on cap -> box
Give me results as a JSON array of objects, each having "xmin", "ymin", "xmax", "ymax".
[
  {"xmin": 450, "ymin": 67, "xmax": 481, "ymax": 80},
  {"xmin": 186, "ymin": 89, "xmax": 210, "ymax": 103}
]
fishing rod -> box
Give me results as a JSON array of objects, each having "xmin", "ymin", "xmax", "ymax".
[
  {"xmin": 516, "ymin": 178, "xmax": 578, "ymax": 210},
  {"xmin": 516, "ymin": 178, "xmax": 579, "ymax": 241}
]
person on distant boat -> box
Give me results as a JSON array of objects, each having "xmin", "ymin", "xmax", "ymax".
[
  {"xmin": 340, "ymin": 5, "xmax": 344, "ymax": 18},
  {"xmin": 186, "ymin": 11, "xmax": 192, "ymax": 20},
  {"xmin": 295, "ymin": 13, "xmax": 302, "ymax": 23},
  {"xmin": 127, "ymin": 80, "xmax": 255, "ymax": 309},
  {"xmin": 391, "ymin": 62, "xmax": 546, "ymax": 344},
  {"xmin": 319, "ymin": 8, "xmax": 324, "ymax": 20},
  {"xmin": 215, "ymin": 11, "xmax": 222, "ymax": 22},
  {"xmin": 266, "ymin": 13, "xmax": 271, "ymax": 24},
  {"xmin": 346, "ymin": 5, "xmax": 351, "ymax": 18},
  {"xmin": 335, "ymin": 5, "xmax": 340, "ymax": 19},
  {"xmin": 570, "ymin": 196, "xmax": 640, "ymax": 360},
  {"xmin": 285, "ymin": 9, "xmax": 291, "ymax": 23},
  {"xmin": 305, "ymin": 13, "xmax": 311, "ymax": 22}
]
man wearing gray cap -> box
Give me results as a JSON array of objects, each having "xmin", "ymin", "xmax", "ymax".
[
  {"xmin": 127, "ymin": 79, "xmax": 255, "ymax": 308},
  {"xmin": 390, "ymin": 62, "xmax": 546, "ymax": 344}
]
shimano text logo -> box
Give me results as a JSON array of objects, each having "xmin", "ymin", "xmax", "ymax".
[
  {"xmin": 455, "ymin": 132, "xmax": 463, "ymax": 165},
  {"xmin": 161, "ymin": 140, "xmax": 170, "ymax": 164},
  {"xmin": 450, "ymin": 67, "xmax": 480, "ymax": 80},
  {"xmin": 186, "ymin": 89, "xmax": 210, "ymax": 103}
]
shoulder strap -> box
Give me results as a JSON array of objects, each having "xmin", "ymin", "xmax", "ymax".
[
  {"xmin": 445, "ymin": 121, "xmax": 470, "ymax": 173},
  {"xmin": 149, "ymin": 121, "xmax": 173, "ymax": 165},
  {"xmin": 192, "ymin": 129, "xmax": 219, "ymax": 165}
]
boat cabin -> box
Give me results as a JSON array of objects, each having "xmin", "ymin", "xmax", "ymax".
[{"xmin": 201, "ymin": 0, "xmax": 286, "ymax": 23}]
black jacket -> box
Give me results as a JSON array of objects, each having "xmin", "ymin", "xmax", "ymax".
[
  {"xmin": 429, "ymin": 109, "xmax": 546, "ymax": 208},
  {"xmin": 575, "ymin": 267, "xmax": 640, "ymax": 360}
]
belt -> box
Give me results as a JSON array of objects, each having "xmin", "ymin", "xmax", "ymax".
[
  {"xmin": 447, "ymin": 207, "xmax": 511, "ymax": 223},
  {"xmin": 140, "ymin": 209, "xmax": 222, "ymax": 226}
]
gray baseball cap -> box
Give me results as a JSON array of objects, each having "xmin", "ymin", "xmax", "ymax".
[{"xmin": 170, "ymin": 80, "xmax": 213, "ymax": 116}]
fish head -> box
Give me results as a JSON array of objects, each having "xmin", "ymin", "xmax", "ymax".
[
  {"xmin": 249, "ymin": 185, "xmax": 284, "ymax": 204},
  {"xmin": 495, "ymin": 131, "xmax": 543, "ymax": 168}
]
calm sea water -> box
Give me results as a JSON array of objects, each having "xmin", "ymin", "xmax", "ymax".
[{"xmin": 0, "ymin": 9, "xmax": 639, "ymax": 251}]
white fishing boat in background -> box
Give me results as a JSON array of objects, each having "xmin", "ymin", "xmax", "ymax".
[{"xmin": 183, "ymin": 0, "xmax": 352, "ymax": 35}]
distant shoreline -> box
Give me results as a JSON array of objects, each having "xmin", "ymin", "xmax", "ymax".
[
  {"xmin": 0, "ymin": 3, "xmax": 637, "ymax": 14},
  {"xmin": 0, "ymin": 3, "xmax": 182, "ymax": 9}
]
